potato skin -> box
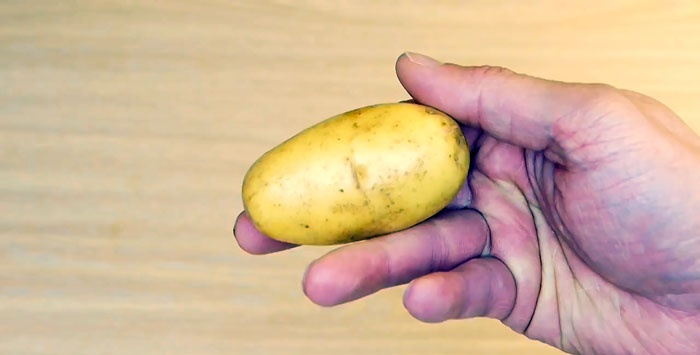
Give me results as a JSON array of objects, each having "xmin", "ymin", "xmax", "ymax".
[{"xmin": 242, "ymin": 103, "xmax": 470, "ymax": 245}]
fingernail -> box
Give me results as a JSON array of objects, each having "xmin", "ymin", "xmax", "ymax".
[{"xmin": 404, "ymin": 52, "xmax": 441, "ymax": 67}]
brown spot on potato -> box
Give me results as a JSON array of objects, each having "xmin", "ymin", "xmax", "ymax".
[{"xmin": 424, "ymin": 107, "xmax": 439, "ymax": 115}]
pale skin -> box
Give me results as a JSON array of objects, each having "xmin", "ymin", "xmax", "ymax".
[{"xmin": 233, "ymin": 52, "xmax": 700, "ymax": 354}]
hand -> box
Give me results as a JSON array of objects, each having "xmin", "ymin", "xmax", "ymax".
[{"xmin": 233, "ymin": 52, "xmax": 700, "ymax": 354}]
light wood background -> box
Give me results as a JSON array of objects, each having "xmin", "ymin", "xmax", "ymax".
[{"xmin": 2, "ymin": 1, "xmax": 699, "ymax": 354}]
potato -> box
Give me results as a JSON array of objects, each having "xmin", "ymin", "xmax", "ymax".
[{"xmin": 241, "ymin": 103, "xmax": 470, "ymax": 245}]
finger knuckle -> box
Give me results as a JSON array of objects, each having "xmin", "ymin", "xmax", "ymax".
[{"xmin": 471, "ymin": 65, "xmax": 516, "ymax": 81}]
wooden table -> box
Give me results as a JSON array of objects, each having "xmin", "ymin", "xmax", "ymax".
[{"xmin": 2, "ymin": 1, "xmax": 699, "ymax": 354}]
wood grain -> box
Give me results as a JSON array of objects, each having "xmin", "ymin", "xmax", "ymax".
[{"xmin": 1, "ymin": 1, "xmax": 699, "ymax": 354}]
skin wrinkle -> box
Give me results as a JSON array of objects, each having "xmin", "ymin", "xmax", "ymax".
[
  {"xmin": 555, "ymin": 237, "xmax": 636, "ymax": 353},
  {"xmin": 489, "ymin": 256, "xmax": 517, "ymax": 320},
  {"xmin": 380, "ymin": 240, "xmax": 395, "ymax": 288},
  {"xmin": 518, "ymin": 197, "xmax": 544, "ymax": 337},
  {"xmin": 482, "ymin": 261, "xmax": 495, "ymax": 317},
  {"xmin": 618, "ymin": 296, "xmax": 653, "ymax": 355},
  {"xmin": 540, "ymin": 199, "xmax": 582, "ymax": 347},
  {"xmin": 379, "ymin": 210, "xmax": 490, "ymax": 289},
  {"xmin": 472, "ymin": 66, "xmax": 522, "ymax": 149},
  {"xmin": 456, "ymin": 263, "xmax": 474, "ymax": 318},
  {"xmin": 542, "ymin": 207, "xmax": 690, "ymax": 353},
  {"xmin": 524, "ymin": 150, "xmax": 598, "ymax": 352},
  {"xmin": 429, "ymin": 218, "xmax": 451, "ymax": 273},
  {"xmin": 524, "ymin": 151, "xmax": 565, "ymax": 346},
  {"xmin": 473, "ymin": 157, "xmax": 540, "ymax": 332},
  {"xmin": 560, "ymin": 143, "xmax": 700, "ymax": 312},
  {"xmin": 482, "ymin": 258, "xmax": 510, "ymax": 319},
  {"xmin": 468, "ymin": 140, "xmax": 541, "ymax": 331},
  {"xmin": 551, "ymin": 244, "xmax": 565, "ymax": 351},
  {"xmin": 548, "ymin": 159, "xmax": 614, "ymax": 273},
  {"xmin": 525, "ymin": 150, "xmax": 544, "ymax": 208},
  {"xmin": 569, "ymin": 277, "xmax": 597, "ymax": 353},
  {"xmin": 474, "ymin": 67, "xmax": 485, "ymax": 136},
  {"xmin": 552, "ymin": 93, "xmax": 629, "ymax": 170},
  {"xmin": 475, "ymin": 208, "xmax": 493, "ymax": 256},
  {"xmin": 625, "ymin": 295, "xmax": 695, "ymax": 353},
  {"xmin": 567, "ymin": 284, "xmax": 588, "ymax": 354}
]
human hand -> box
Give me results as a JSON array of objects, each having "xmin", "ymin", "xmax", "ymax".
[{"xmin": 234, "ymin": 52, "xmax": 700, "ymax": 354}]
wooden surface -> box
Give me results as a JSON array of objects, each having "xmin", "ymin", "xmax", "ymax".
[{"xmin": 2, "ymin": 1, "xmax": 700, "ymax": 354}]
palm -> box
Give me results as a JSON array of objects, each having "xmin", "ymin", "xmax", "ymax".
[{"xmin": 470, "ymin": 100, "xmax": 700, "ymax": 353}]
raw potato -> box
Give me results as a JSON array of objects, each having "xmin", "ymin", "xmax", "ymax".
[{"xmin": 242, "ymin": 102, "xmax": 470, "ymax": 245}]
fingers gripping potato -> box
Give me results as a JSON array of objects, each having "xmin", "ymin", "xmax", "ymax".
[{"xmin": 242, "ymin": 103, "xmax": 470, "ymax": 245}]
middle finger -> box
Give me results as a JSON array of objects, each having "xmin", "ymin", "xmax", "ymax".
[{"xmin": 302, "ymin": 208, "xmax": 490, "ymax": 306}]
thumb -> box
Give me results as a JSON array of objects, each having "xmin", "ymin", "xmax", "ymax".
[{"xmin": 395, "ymin": 52, "xmax": 610, "ymax": 164}]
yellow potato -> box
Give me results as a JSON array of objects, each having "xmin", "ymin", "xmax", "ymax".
[{"xmin": 241, "ymin": 102, "xmax": 470, "ymax": 245}]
